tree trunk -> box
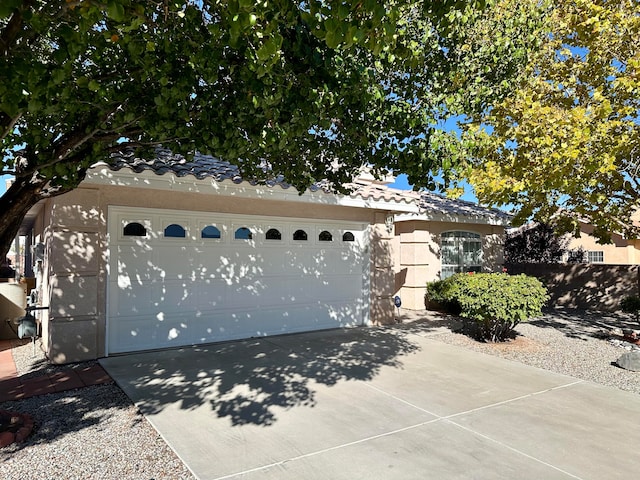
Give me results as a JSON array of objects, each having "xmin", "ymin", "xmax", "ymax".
[{"xmin": 0, "ymin": 177, "xmax": 46, "ymax": 264}]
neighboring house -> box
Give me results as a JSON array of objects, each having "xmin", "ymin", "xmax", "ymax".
[
  {"xmin": 565, "ymin": 221, "xmax": 640, "ymax": 265},
  {"xmin": 14, "ymin": 150, "xmax": 510, "ymax": 363}
]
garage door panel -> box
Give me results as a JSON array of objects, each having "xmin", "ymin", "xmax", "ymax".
[
  {"xmin": 108, "ymin": 314, "xmax": 195, "ymax": 353},
  {"xmin": 110, "ymin": 274, "xmax": 364, "ymax": 318},
  {"xmin": 284, "ymin": 249, "xmax": 364, "ymax": 276},
  {"xmin": 274, "ymin": 275, "xmax": 363, "ymax": 303},
  {"xmin": 109, "ymin": 282, "xmax": 157, "ymax": 317}
]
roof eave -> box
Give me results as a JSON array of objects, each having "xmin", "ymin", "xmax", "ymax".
[
  {"xmin": 83, "ymin": 166, "xmax": 421, "ymax": 213},
  {"xmin": 394, "ymin": 212, "xmax": 512, "ymax": 227}
]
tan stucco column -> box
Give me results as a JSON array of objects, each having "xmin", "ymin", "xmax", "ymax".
[
  {"xmin": 43, "ymin": 187, "xmax": 106, "ymax": 363},
  {"xmin": 397, "ymin": 223, "xmax": 437, "ymax": 310},
  {"xmin": 369, "ymin": 212, "xmax": 395, "ymax": 325}
]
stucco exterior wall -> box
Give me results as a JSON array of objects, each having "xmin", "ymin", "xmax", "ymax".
[
  {"xmin": 506, "ymin": 263, "xmax": 640, "ymax": 311},
  {"xmin": 39, "ymin": 178, "xmax": 398, "ymax": 362},
  {"xmin": 41, "ymin": 187, "xmax": 106, "ymax": 363},
  {"xmin": 369, "ymin": 212, "xmax": 396, "ymax": 325},
  {"xmin": 394, "ymin": 220, "xmax": 505, "ymax": 310}
]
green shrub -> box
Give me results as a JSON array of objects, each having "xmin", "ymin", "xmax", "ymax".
[
  {"xmin": 620, "ymin": 295, "xmax": 640, "ymax": 324},
  {"xmin": 427, "ymin": 273, "xmax": 549, "ymax": 342},
  {"xmin": 425, "ymin": 276, "xmax": 461, "ymax": 313}
]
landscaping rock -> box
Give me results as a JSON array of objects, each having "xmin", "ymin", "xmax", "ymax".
[
  {"xmin": 617, "ymin": 351, "xmax": 640, "ymax": 372},
  {"xmin": 0, "ymin": 409, "xmax": 34, "ymax": 447}
]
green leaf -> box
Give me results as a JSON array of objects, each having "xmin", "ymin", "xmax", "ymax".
[
  {"xmin": 88, "ymin": 80, "xmax": 100, "ymax": 92},
  {"xmin": 107, "ymin": 0, "xmax": 126, "ymax": 22},
  {"xmin": 325, "ymin": 30, "xmax": 341, "ymax": 49},
  {"xmin": 0, "ymin": 0, "xmax": 21, "ymax": 18}
]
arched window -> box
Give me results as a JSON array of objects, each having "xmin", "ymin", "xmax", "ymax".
[
  {"xmin": 319, "ymin": 230, "xmax": 333, "ymax": 242},
  {"xmin": 342, "ymin": 231, "xmax": 355, "ymax": 242},
  {"xmin": 164, "ymin": 224, "xmax": 186, "ymax": 238},
  {"xmin": 266, "ymin": 228, "xmax": 282, "ymax": 240},
  {"xmin": 441, "ymin": 231, "xmax": 482, "ymax": 279},
  {"xmin": 293, "ymin": 229, "xmax": 308, "ymax": 241},
  {"xmin": 123, "ymin": 222, "xmax": 147, "ymax": 237},
  {"xmin": 234, "ymin": 227, "xmax": 253, "ymax": 240},
  {"xmin": 201, "ymin": 225, "xmax": 221, "ymax": 239}
]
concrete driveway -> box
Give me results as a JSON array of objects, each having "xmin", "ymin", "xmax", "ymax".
[{"xmin": 100, "ymin": 325, "xmax": 640, "ymax": 480}]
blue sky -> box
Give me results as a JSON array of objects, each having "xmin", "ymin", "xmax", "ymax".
[
  {"xmin": 388, "ymin": 114, "xmax": 480, "ymax": 203},
  {"xmin": 0, "ymin": 174, "xmax": 9, "ymax": 195},
  {"xmin": 389, "ymin": 172, "xmax": 478, "ymax": 203}
]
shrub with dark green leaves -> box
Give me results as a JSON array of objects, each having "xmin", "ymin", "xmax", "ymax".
[
  {"xmin": 427, "ymin": 273, "xmax": 549, "ymax": 342},
  {"xmin": 425, "ymin": 275, "xmax": 461, "ymax": 313},
  {"xmin": 620, "ymin": 295, "xmax": 640, "ymax": 325}
]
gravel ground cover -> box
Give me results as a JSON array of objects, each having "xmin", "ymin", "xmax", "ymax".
[
  {"xmin": 2, "ymin": 308, "xmax": 638, "ymax": 479},
  {"xmin": 422, "ymin": 308, "xmax": 640, "ymax": 395},
  {"xmin": 1, "ymin": 339, "xmax": 195, "ymax": 480}
]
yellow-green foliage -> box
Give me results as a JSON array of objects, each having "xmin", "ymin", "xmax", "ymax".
[{"xmin": 460, "ymin": 0, "xmax": 640, "ymax": 242}]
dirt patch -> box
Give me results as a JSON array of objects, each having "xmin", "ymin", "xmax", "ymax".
[{"xmin": 485, "ymin": 335, "xmax": 545, "ymax": 353}]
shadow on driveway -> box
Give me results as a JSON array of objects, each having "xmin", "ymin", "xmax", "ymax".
[{"xmin": 102, "ymin": 326, "xmax": 420, "ymax": 426}]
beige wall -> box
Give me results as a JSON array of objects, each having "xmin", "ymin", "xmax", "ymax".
[
  {"xmin": 507, "ymin": 263, "xmax": 639, "ymax": 311},
  {"xmin": 394, "ymin": 220, "xmax": 505, "ymax": 310},
  {"xmin": 369, "ymin": 212, "xmax": 396, "ymax": 325},
  {"xmin": 38, "ymin": 181, "xmax": 400, "ymax": 362},
  {"xmin": 40, "ymin": 187, "xmax": 106, "ymax": 363}
]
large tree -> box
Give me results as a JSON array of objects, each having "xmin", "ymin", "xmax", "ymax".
[
  {"xmin": 457, "ymin": 0, "xmax": 640, "ymax": 243},
  {"xmin": 0, "ymin": 0, "xmax": 546, "ymax": 261}
]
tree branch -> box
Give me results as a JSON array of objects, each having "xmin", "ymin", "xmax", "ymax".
[
  {"xmin": 0, "ymin": 112, "xmax": 21, "ymax": 141},
  {"xmin": 104, "ymin": 137, "xmax": 188, "ymax": 153}
]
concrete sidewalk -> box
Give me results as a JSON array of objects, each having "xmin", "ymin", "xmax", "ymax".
[
  {"xmin": 0, "ymin": 339, "xmax": 113, "ymax": 403},
  {"xmin": 100, "ymin": 326, "xmax": 640, "ymax": 480}
]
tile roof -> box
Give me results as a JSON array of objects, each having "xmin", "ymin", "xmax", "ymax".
[
  {"xmin": 108, "ymin": 148, "xmax": 332, "ymax": 192},
  {"xmin": 418, "ymin": 190, "xmax": 512, "ymax": 221},
  {"xmin": 106, "ymin": 148, "xmax": 511, "ymax": 222}
]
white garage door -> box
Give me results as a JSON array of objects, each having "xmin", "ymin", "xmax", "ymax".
[{"xmin": 106, "ymin": 207, "xmax": 370, "ymax": 354}]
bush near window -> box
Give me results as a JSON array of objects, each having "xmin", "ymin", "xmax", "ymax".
[
  {"xmin": 425, "ymin": 275, "xmax": 462, "ymax": 313},
  {"xmin": 426, "ymin": 273, "xmax": 549, "ymax": 342}
]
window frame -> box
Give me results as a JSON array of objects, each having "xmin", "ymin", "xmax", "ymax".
[
  {"xmin": 265, "ymin": 227, "xmax": 283, "ymax": 241},
  {"xmin": 342, "ymin": 231, "xmax": 356, "ymax": 243},
  {"xmin": 292, "ymin": 228, "xmax": 309, "ymax": 242},
  {"xmin": 118, "ymin": 218, "xmax": 154, "ymax": 243},
  {"xmin": 317, "ymin": 229, "xmax": 334, "ymax": 243},
  {"xmin": 123, "ymin": 221, "xmax": 148, "ymax": 238},
  {"xmin": 201, "ymin": 224, "xmax": 223, "ymax": 240},
  {"xmin": 440, "ymin": 231, "xmax": 483, "ymax": 279},
  {"xmin": 587, "ymin": 250, "xmax": 604, "ymax": 263},
  {"xmin": 233, "ymin": 226, "xmax": 254, "ymax": 242},
  {"xmin": 164, "ymin": 223, "xmax": 187, "ymax": 239}
]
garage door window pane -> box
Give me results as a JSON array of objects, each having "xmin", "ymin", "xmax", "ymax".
[
  {"xmin": 293, "ymin": 229, "xmax": 308, "ymax": 241},
  {"xmin": 266, "ymin": 228, "xmax": 282, "ymax": 240},
  {"xmin": 201, "ymin": 225, "xmax": 221, "ymax": 239},
  {"xmin": 319, "ymin": 231, "xmax": 333, "ymax": 242},
  {"xmin": 235, "ymin": 227, "xmax": 253, "ymax": 240},
  {"xmin": 342, "ymin": 232, "xmax": 355, "ymax": 242},
  {"xmin": 164, "ymin": 224, "xmax": 186, "ymax": 238},
  {"xmin": 123, "ymin": 222, "xmax": 147, "ymax": 237}
]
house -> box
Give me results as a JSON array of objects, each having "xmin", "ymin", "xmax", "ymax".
[
  {"xmin": 565, "ymin": 220, "xmax": 640, "ymax": 265},
  {"xmin": 13, "ymin": 150, "xmax": 510, "ymax": 363},
  {"xmin": 507, "ymin": 219, "xmax": 640, "ymax": 265}
]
